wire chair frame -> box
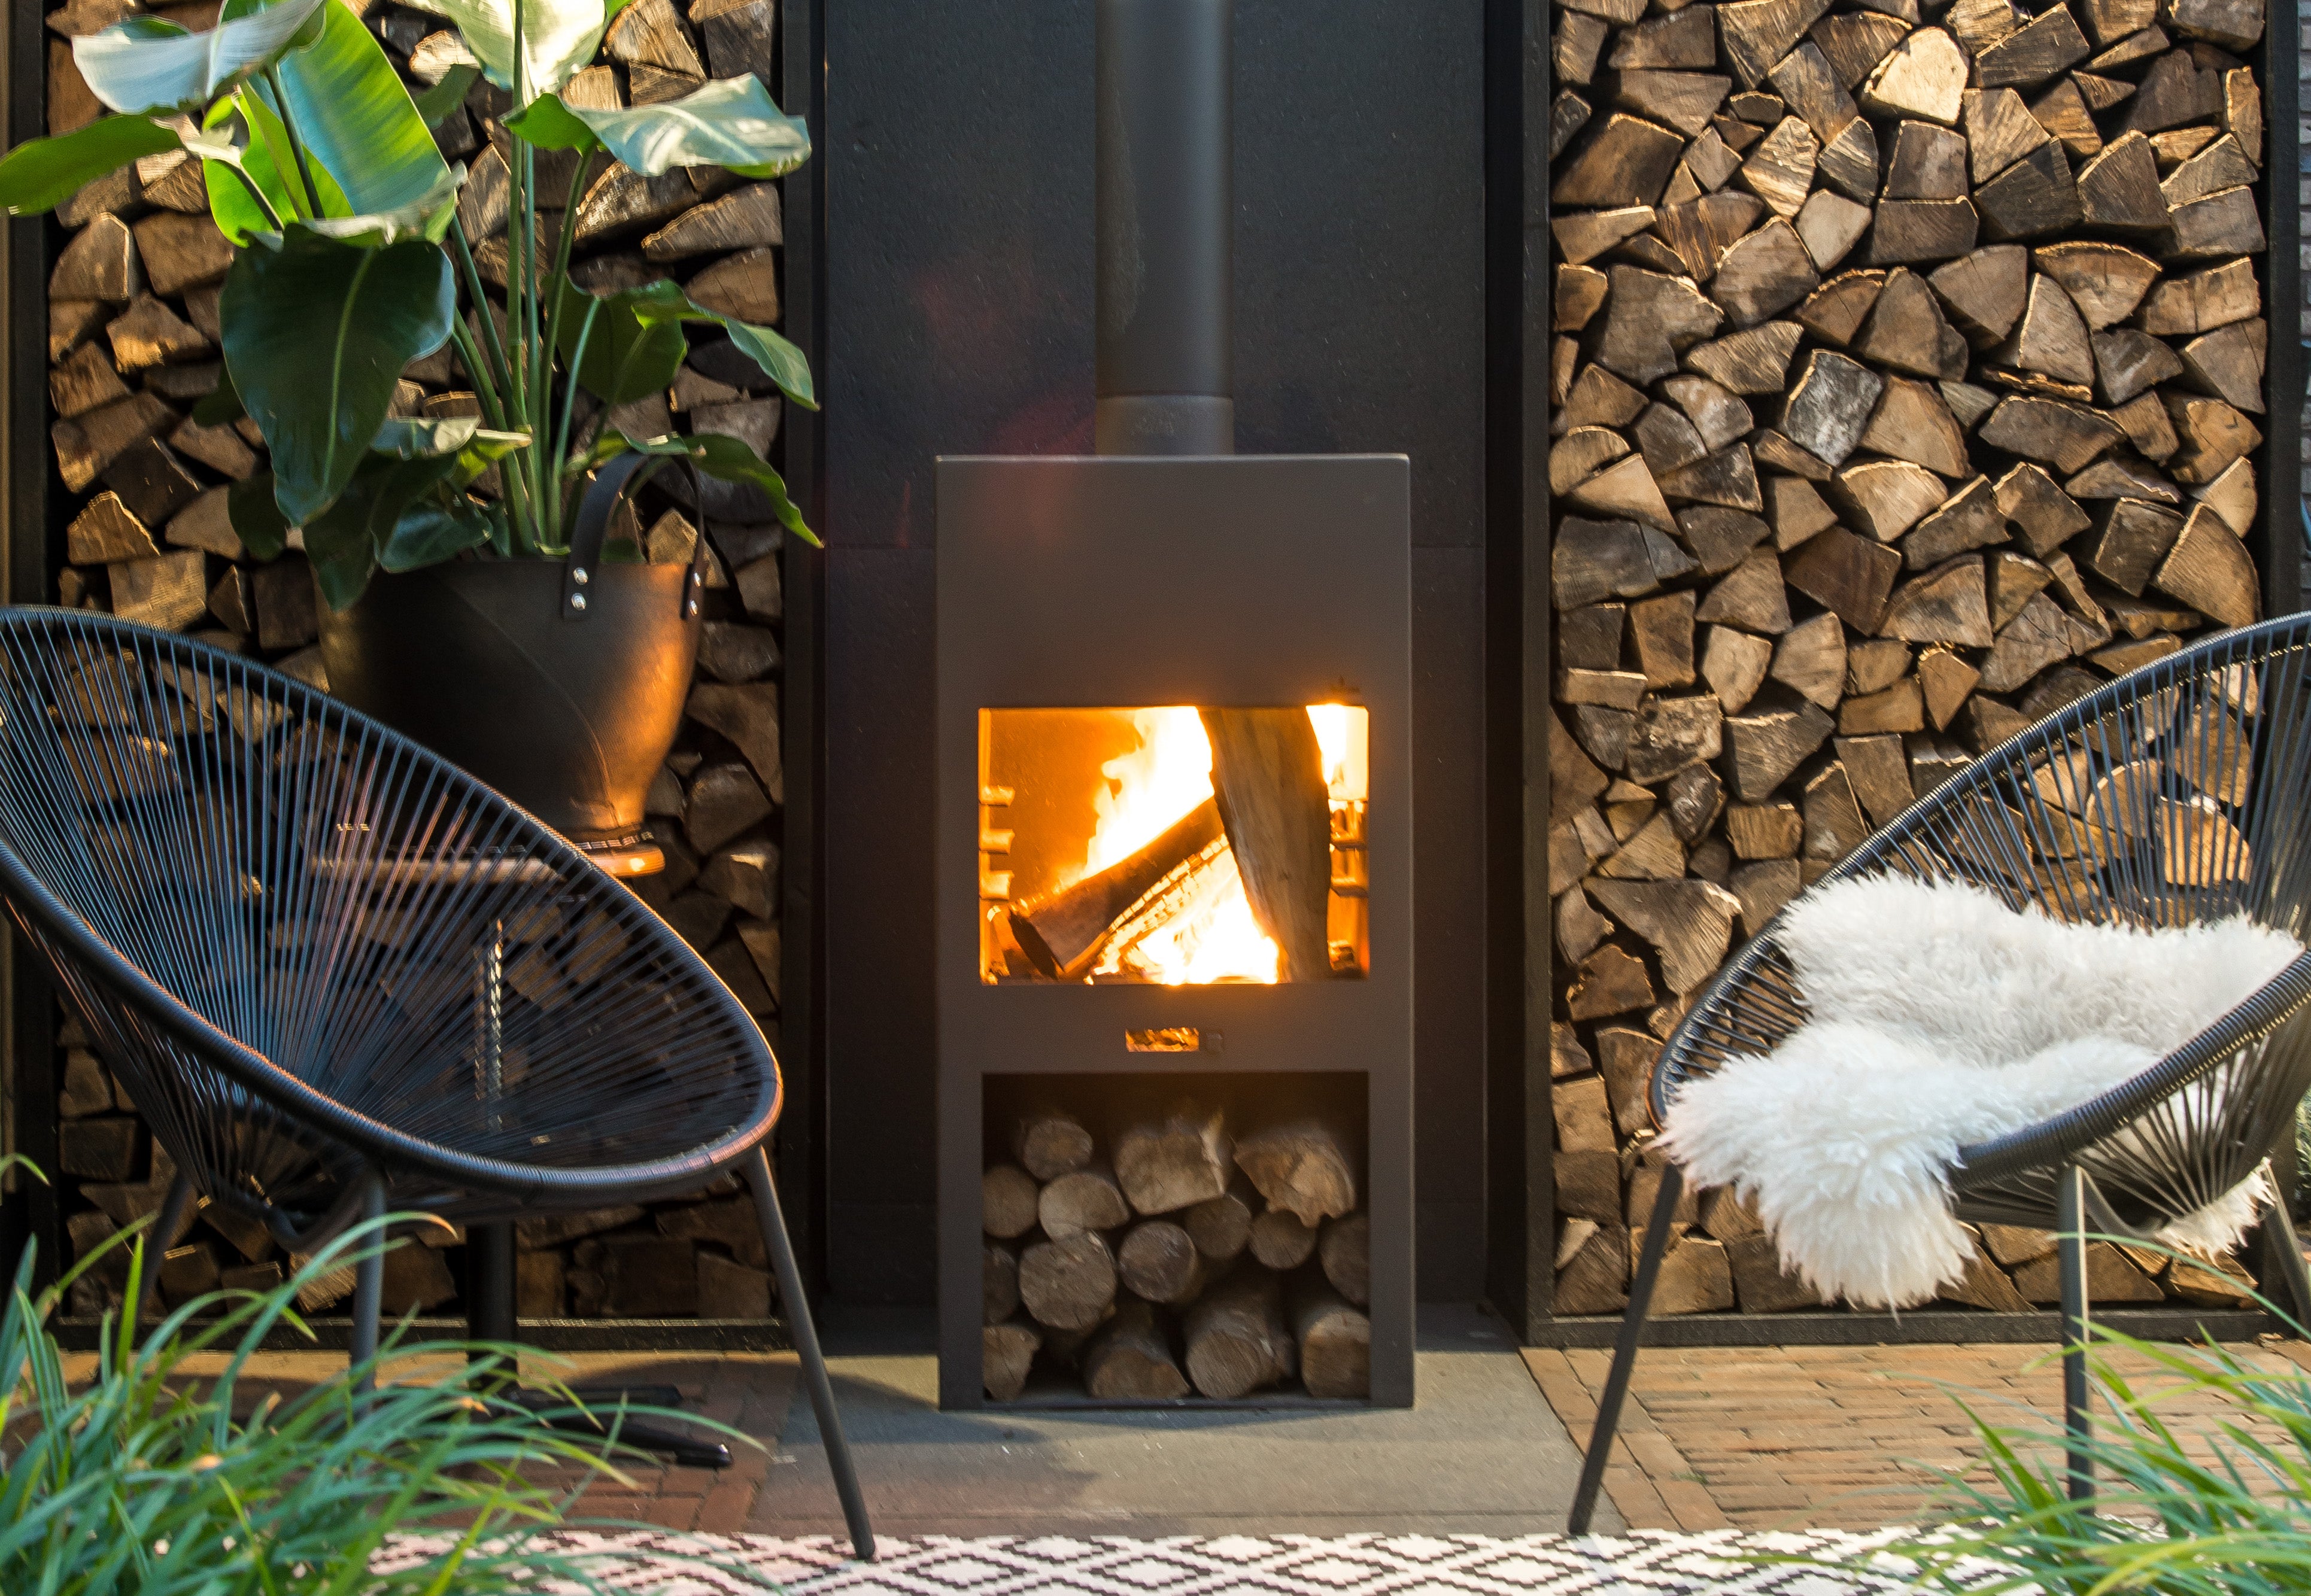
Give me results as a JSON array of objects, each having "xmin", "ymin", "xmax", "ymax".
[
  {"xmin": 1568, "ymin": 616, "xmax": 2311, "ymax": 1533},
  {"xmin": 0, "ymin": 609, "xmax": 778, "ymax": 1221},
  {"xmin": 0, "ymin": 607, "xmax": 873, "ymax": 1557}
]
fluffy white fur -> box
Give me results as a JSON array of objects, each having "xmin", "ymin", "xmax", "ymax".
[{"xmin": 1656, "ymin": 877, "xmax": 2298, "ymax": 1308}]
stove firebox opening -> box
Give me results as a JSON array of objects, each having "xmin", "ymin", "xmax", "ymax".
[
  {"xmin": 981, "ymin": 706, "xmax": 1370, "ymax": 986},
  {"xmin": 982, "ymin": 1070, "xmax": 1369, "ymax": 1405}
]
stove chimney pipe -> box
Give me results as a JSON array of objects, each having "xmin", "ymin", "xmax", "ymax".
[{"xmin": 1095, "ymin": 0, "xmax": 1233, "ymax": 457}]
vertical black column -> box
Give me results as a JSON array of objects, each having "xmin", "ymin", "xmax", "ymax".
[
  {"xmin": 2257, "ymin": 0, "xmax": 2303, "ymax": 617},
  {"xmin": 2, "ymin": 0, "xmax": 57, "ymax": 1286},
  {"xmin": 1094, "ymin": 0, "xmax": 1235, "ymax": 455},
  {"xmin": 467, "ymin": 1222, "xmax": 517, "ymax": 1344}
]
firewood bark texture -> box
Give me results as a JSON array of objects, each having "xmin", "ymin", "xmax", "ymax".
[
  {"xmin": 1545, "ymin": 0, "xmax": 2271, "ymax": 1318},
  {"xmin": 1234, "ymin": 1121, "xmax": 1361, "ymax": 1225},
  {"xmin": 1113, "ymin": 1102, "xmax": 1233, "ymax": 1215},
  {"xmin": 40, "ymin": 0, "xmax": 804, "ymax": 1331},
  {"xmin": 1083, "ymin": 1297, "xmax": 1193, "ymax": 1400},
  {"xmin": 1184, "ymin": 1264, "xmax": 1296, "ymax": 1399}
]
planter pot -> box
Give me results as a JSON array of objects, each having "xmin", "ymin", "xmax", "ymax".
[{"xmin": 317, "ymin": 557, "xmax": 701, "ymax": 843}]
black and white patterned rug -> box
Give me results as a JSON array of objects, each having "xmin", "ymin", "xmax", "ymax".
[{"xmin": 381, "ymin": 1529, "xmax": 1976, "ymax": 1595}]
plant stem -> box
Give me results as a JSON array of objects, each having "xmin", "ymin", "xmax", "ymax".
[
  {"xmin": 444, "ymin": 221, "xmax": 530, "ymax": 540},
  {"xmin": 262, "ymin": 68, "xmax": 326, "ymax": 218},
  {"xmin": 447, "ymin": 320, "xmax": 508, "ymax": 431},
  {"xmin": 447, "ymin": 220, "xmax": 514, "ymax": 405},
  {"xmin": 223, "ymin": 162, "xmax": 285, "ymax": 232},
  {"xmin": 523, "ymin": 143, "xmax": 549, "ymax": 541},
  {"xmin": 554, "ymin": 298, "xmax": 602, "ymax": 504},
  {"xmin": 538, "ymin": 153, "xmax": 593, "ymax": 540}
]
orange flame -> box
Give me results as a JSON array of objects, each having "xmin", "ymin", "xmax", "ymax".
[{"xmin": 1080, "ymin": 706, "xmax": 1363, "ymax": 985}]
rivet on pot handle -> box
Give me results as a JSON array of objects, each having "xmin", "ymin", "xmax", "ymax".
[{"xmin": 564, "ymin": 449, "xmax": 713, "ymax": 623}]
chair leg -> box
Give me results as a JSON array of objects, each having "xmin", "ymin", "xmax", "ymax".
[
  {"xmin": 2258, "ymin": 1191, "xmax": 2311, "ymax": 1330},
  {"xmin": 746, "ymin": 1144, "xmax": 874, "ymax": 1561},
  {"xmin": 2057, "ymin": 1163, "xmax": 2093, "ymax": 1506},
  {"xmin": 133, "ymin": 1172, "xmax": 197, "ymax": 1326},
  {"xmin": 348, "ymin": 1170, "xmax": 386, "ymax": 1395},
  {"xmin": 1567, "ymin": 1161, "xmax": 1684, "ymax": 1536}
]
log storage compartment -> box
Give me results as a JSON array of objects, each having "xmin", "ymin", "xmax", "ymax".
[
  {"xmin": 1542, "ymin": 0, "xmax": 2299, "ymax": 1317},
  {"xmin": 982, "ymin": 1072, "xmax": 1372, "ymax": 1403}
]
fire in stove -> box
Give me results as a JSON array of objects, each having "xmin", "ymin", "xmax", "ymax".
[{"xmin": 980, "ymin": 706, "xmax": 1369, "ymax": 986}]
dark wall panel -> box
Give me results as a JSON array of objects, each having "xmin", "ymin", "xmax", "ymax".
[{"xmin": 821, "ymin": 0, "xmax": 1490, "ymax": 1301}]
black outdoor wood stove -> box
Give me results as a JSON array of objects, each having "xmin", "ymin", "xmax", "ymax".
[{"xmin": 934, "ymin": 0, "xmax": 1414, "ymax": 1408}]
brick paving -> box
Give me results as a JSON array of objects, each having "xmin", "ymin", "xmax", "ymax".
[
  {"xmin": 61, "ymin": 1336, "xmax": 2311, "ymax": 1536},
  {"xmin": 1523, "ymin": 1338, "xmax": 2311, "ymax": 1533}
]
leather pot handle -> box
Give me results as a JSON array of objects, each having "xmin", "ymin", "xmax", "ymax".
[{"xmin": 563, "ymin": 449, "xmax": 710, "ymax": 622}]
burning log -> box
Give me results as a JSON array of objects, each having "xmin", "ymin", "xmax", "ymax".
[
  {"xmin": 1199, "ymin": 709, "xmax": 1333, "ymax": 981},
  {"xmin": 1006, "ymin": 799, "xmax": 1225, "ymax": 977},
  {"xmin": 1083, "ymin": 1297, "xmax": 1192, "ymax": 1399}
]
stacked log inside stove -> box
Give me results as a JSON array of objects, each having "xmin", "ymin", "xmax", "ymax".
[
  {"xmin": 45, "ymin": 0, "xmax": 794, "ymax": 1323},
  {"xmin": 1547, "ymin": 0, "xmax": 2273, "ymax": 1311},
  {"xmin": 982, "ymin": 1105, "xmax": 1372, "ymax": 1402}
]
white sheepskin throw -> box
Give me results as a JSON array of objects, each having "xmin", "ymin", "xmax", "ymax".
[{"xmin": 1656, "ymin": 876, "xmax": 2300, "ymax": 1309}]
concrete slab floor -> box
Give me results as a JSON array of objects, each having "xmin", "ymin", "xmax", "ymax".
[
  {"xmin": 759, "ymin": 1304, "xmax": 1615, "ymax": 1539},
  {"xmin": 54, "ymin": 1305, "xmax": 1609, "ymax": 1540}
]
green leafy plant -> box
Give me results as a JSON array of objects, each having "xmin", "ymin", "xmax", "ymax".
[
  {"xmin": 0, "ymin": 0, "xmax": 818, "ymax": 612},
  {"xmin": 0, "ymin": 1157, "xmax": 772, "ymax": 1593},
  {"xmin": 1788, "ymin": 1239, "xmax": 2311, "ymax": 1596}
]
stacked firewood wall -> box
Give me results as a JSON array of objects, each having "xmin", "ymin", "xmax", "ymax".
[
  {"xmin": 983, "ymin": 1106, "xmax": 1372, "ymax": 1402},
  {"xmin": 46, "ymin": 0, "xmax": 793, "ymax": 1323},
  {"xmin": 1547, "ymin": 0, "xmax": 2275, "ymax": 1313}
]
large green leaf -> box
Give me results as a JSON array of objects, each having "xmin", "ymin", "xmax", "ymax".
[
  {"xmin": 546, "ymin": 76, "xmax": 809, "ymax": 178},
  {"xmin": 227, "ymin": 473, "xmax": 292, "ymax": 561},
  {"xmin": 620, "ymin": 278, "xmax": 815, "ymax": 409},
  {"xmin": 399, "ymin": 0, "xmax": 611, "ymax": 98},
  {"xmin": 202, "ymin": 89, "xmax": 348, "ymax": 239},
  {"xmin": 689, "ymin": 432, "xmax": 815, "ymax": 545},
  {"xmin": 221, "ymin": 228, "xmax": 457, "ymax": 525},
  {"xmin": 296, "ymin": 165, "xmax": 464, "ymax": 245},
  {"xmin": 72, "ymin": 0, "xmax": 327, "ymax": 115},
  {"xmin": 0, "ymin": 115, "xmax": 181, "ymax": 216},
  {"xmin": 304, "ymin": 451, "xmax": 488, "ymax": 605},
  {"xmin": 378, "ymin": 495, "xmax": 493, "ymax": 572},
  {"xmin": 549, "ymin": 278, "xmax": 686, "ymax": 404},
  {"xmin": 502, "ymin": 92, "xmax": 597, "ymax": 153},
  {"xmin": 412, "ymin": 63, "xmax": 482, "ymax": 128},
  {"xmin": 300, "ymin": 497, "xmax": 382, "ymax": 609},
  {"xmin": 372, "ymin": 415, "xmax": 527, "ymax": 487},
  {"xmin": 191, "ymin": 368, "xmax": 245, "ymax": 426},
  {"xmin": 263, "ymin": 0, "xmax": 453, "ymax": 217},
  {"xmin": 703, "ymin": 318, "xmax": 813, "ymax": 408}
]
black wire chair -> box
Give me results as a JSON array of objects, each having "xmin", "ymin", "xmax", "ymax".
[
  {"xmin": 0, "ymin": 606, "xmax": 873, "ymax": 1559},
  {"xmin": 1566, "ymin": 615, "xmax": 2311, "ymax": 1533}
]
